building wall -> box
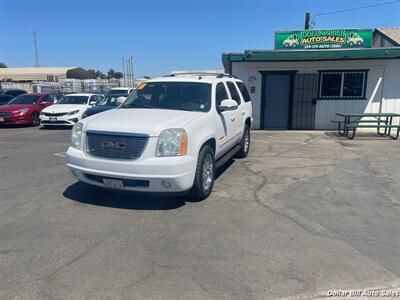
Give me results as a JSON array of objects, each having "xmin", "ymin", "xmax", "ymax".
[{"xmin": 231, "ymin": 59, "xmax": 400, "ymax": 129}]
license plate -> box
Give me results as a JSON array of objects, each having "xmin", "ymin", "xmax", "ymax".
[
  {"xmin": 103, "ymin": 178, "xmax": 124, "ymax": 190},
  {"xmin": 49, "ymin": 117, "xmax": 57, "ymax": 121},
  {"xmin": 0, "ymin": 117, "xmax": 4, "ymax": 122}
]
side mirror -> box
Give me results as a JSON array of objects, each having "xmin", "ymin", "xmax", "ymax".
[
  {"xmin": 89, "ymin": 100, "xmax": 97, "ymax": 106},
  {"xmin": 116, "ymin": 96, "xmax": 126, "ymax": 106},
  {"xmin": 217, "ymin": 99, "xmax": 238, "ymax": 112}
]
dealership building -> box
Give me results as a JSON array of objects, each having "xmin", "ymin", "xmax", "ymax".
[{"xmin": 222, "ymin": 28, "xmax": 400, "ymax": 130}]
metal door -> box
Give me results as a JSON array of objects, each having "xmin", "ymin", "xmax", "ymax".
[
  {"xmin": 263, "ymin": 74, "xmax": 291, "ymax": 129},
  {"xmin": 291, "ymin": 73, "xmax": 318, "ymax": 129}
]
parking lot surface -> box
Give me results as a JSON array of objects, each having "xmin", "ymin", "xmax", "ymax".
[{"xmin": 0, "ymin": 127, "xmax": 399, "ymax": 299}]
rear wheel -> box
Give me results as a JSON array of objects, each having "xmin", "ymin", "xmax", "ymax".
[
  {"xmin": 190, "ymin": 145, "xmax": 215, "ymax": 201},
  {"xmin": 31, "ymin": 112, "xmax": 40, "ymax": 126},
  {"xmin": 236, "ymin": 124, "xmax": 250, "ymax": 158}
]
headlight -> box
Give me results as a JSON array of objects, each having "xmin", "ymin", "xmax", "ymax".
[
  {"xmin": 68, "ymin": 110, "xmax": 80, "ymax": 115},
  {"xmin": 155, "ymin": 128, "xmax": 187, "ymax": 157},
  {"xmin": 71, "ymin": 122, "xmax": 83, "ymax": 150},
  {"xmin": 14, "ymin": 108, "xmax": 29, "ymax": 115}
]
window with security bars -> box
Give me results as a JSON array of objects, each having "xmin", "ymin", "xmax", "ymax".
[{"xmin": 319, "ymin": 71, "xmax": 367, "ymax": 99}]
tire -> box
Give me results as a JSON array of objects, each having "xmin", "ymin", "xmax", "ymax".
[
  {"xmin": 236, "ymin": 124, "xmax": 250, "ymax": 158},
  {"xmin": 190, "ymin": 145, "xmax": 215, "ymax": 201},
  {"xmin": 31, "ymin": 112, "xmax": 40, "ymax": 126}
]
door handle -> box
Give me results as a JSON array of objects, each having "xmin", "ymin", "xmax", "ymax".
[
  {"xmin": 242, "ymin": 111, "xmax": 245, "ymax": 115},
  {"xmin": 230, "ymin": 116, "xmax": 235, "ymax": 121}
]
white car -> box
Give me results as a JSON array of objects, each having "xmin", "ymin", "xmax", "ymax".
[
  {"xmin": 40, "ymin": 93, "xmax": 103, "ymax": 127},
  {"xmin": 106, "ymin": 87, "xmax": 135, "ymax": 97},
  {"xmin": 65, "ymin": 73, "xmax": 252, "ymax": 200}
]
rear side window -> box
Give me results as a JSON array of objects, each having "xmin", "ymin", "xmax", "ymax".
[
  {"xmin": 227, "ymin": 81, "xmax": 241, "ymax": 104},
  {"xmin": 215, "ymin": 82, "xmax": 228, "ymax": 106},
  {"xmin": 236, "ymin": 82, "xmax": 251, "ymax": 102},
  {"xmin": 41, "ymin": 95, "xmax": 52, "ymax": 102}
]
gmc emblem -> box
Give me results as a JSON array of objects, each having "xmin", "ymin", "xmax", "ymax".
[{"xmin": 102, "ymin": 140, "xmax": 126, "ymax": 150}]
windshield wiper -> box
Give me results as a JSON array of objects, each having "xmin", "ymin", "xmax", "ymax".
[{"xmin": 122, "ymin": 104, "xmax": 155, "ymax": 109}]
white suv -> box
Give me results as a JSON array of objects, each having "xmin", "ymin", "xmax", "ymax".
[{"xmin": 65, "ymin": 72, "xmax": 252, "ymax": 200}]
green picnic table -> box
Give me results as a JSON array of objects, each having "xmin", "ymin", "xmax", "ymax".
[{"xmin": 333, "ymin": 112, "xmax": 400, "ymax": 139}]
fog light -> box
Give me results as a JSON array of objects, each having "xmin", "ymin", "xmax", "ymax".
[{"xmin": 162, "ymin": 180, "xmax": 172, "ymax": 189}]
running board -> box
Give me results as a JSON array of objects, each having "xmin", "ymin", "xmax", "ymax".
[{"xmin": 215, "ymin": 144, "xmax": 241, "ymax": 169}]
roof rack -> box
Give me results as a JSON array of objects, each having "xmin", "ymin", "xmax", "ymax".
[{"xmin": 167, "ymin": 71, "xmax": 237, "ymax": 79}]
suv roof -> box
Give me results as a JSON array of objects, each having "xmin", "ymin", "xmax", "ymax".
[{"xmin": 148, "ymin": 72, "xmax": 240, "ymax": 84}]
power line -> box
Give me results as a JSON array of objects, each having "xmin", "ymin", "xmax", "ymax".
[{"xmin": 314, "ymin": 0, "xmax": 400, "ymax": 18}]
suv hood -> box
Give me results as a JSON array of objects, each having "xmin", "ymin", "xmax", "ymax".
[
  {"xmin": 0, "ymin": 104, "xmax": 33, "ymax": 112},
  {"xmin": 83, "ymin": 108, "xmax": 203, "ymax": 136}
]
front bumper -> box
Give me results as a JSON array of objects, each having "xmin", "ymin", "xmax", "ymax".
[
  {"xmin": 40, "ymin": 113, "xmax": 80, "ymax": 126},
  {"xmin": 65, "ymin": 146, "xmax": 197, "ymax": 193},
  {"xmin": 0, "ymin": 114, "xmax": 31, "ymax": 125}
]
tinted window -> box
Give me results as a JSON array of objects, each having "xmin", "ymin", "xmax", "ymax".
[
  {"xmin": 9, "ymin": 90, "xmax": 26, "ymax": 97},
  {"xmin": 50, "ymin": 95, "xmax": 61, "ymax": 103},
  {"xmin": 0, "ymin": 95, "xmax": 12, "ymax": 104},
  {"xmin": 108, "ymin": 89, "xmax": 129, "ymax": 95},
  {"xmin": 9, "ymin": 95, "xmax": 39, "ymax": 105},
  {"xmin": 236, "ymin": 82, "xmax": 251, "ymax": 102},
  {"xmin": 343, "ymin": 73, "xmax": 365, "ymax": 97},
  {"xmin": 41, "ymin": 95, "xmax": 52, "ymax": 102},
  {"xmin": 122, "ymin": 82, "xmax": 211, "ymax": 112},
  {"xmin": 58, "ymin": 96, "xmax": 89, "ymax": 104},
  {"xmin": 215, "ymin": 83, "xmax": 228, "ymax": 106},
  {"xmin": 98, "ymin": 96, "xmax": 120, "ymax": 106},
  {"xmin": 319, "ymin": 71, "xmax": 366, "ymax": 99},
  {"xmin": 227, "ymin": 81, "xmax": 241, "ymax": 104},
  {"xmin": 320, "ymin": 73, "xmax": 342, "ymax": 98}
]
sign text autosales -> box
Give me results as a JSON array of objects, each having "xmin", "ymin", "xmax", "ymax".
[{"xmin": 275, "ymin": 29, "xmax": 372, "ymax": 50}]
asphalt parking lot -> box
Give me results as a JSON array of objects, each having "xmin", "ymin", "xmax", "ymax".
[{"xmin": 0, "ymin": 127, "xmax": 399, "ymax": 299}]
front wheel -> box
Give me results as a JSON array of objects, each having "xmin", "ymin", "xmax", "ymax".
[
  {"xmin": 236, "ymin": 124, "xmax": 250, "ymax": 158},
  {"xmin": 31, "ymin": 112, "xmax": 40, "ymax": 126},
  {"xmin": 190, "ymin": 145, "xmax": 215, "ymax": 201}
]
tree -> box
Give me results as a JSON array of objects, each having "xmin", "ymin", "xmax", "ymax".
[
  {"xmin": 87, "ymin": 69, "xmax": 106, "ymax": 79},
  {"xmin": 107, "ymin": 69, "xmax": 115, "ymax": 79},
  {"xmin": 0, "ymin": 62, "xmax": 7, "ymax": 68},
  {"xmin": 114, "ymin": 72, "xmax": 123, "ymax": 79}
]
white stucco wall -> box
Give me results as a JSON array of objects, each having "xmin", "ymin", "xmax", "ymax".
[{"xmin": 231, "ymin": 59, "xmax": 400, "ymax": 129}]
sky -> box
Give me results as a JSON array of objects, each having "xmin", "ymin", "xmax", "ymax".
[{"xmin": 1, "ymin": 0, "xmax": 400, "ymax": 77}]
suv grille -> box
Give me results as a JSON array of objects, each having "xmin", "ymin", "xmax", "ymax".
[
  {"xmin": 86, "ymin": 131, "xmax": 148, "ymax": 160},
  {"xmin": 0, "ymin": 112, "xmax": 12, "ymax": 118}
]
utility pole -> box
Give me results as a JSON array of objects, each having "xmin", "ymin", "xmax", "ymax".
[
  {"xmin": 122, "ymin": 57, "xmax": 126, "ymax": 86},
  {"xmin": 130, "ymin": 56, "xmax": 134, "ymax": 86},
  {"xmin": 304, "ymin": 12, "xmax": 311, "ymax": 30},
  {"xmin": 32, "ymin": 31, "xmax": 39, "ymax": 67}
]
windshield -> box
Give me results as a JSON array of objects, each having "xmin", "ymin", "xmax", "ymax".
[
  {"xmin": 97, "ymin": 95, "xmax": 121, "ymax": 106},
  {"xmin": 108, "ymin": 89, "xmax": 129, "ymax": 95},
  {"xmin": 58, "ymin": 96, "xmax": 88, "ymax": 105},
  {"xmin": 122, "ymin": 82, "xmax": 211, "ymax": 112},
  {"xmin": 8, "ymin": 95, "xmax": 39, "ymax": 105}
]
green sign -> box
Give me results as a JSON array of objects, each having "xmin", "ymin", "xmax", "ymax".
[{"xmin": 275, "ymin": 29, "xmax": 372, "ymax": 50}]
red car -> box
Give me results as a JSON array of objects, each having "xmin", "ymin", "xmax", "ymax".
[{"xmin": 0, "ymin": 93, "xmax": 57, "ymax": 126}]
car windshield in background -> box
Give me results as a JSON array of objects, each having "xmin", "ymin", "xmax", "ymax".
[
  {"xmin": 108, "ymin": 89, "xmax": 128, "ymax": 95},
  {"xmin": 8, "ymin": 95, "xmax": 39, "ymax": 105},
  {"xmin": 58, "ymin": 96, "xmax": 88, "ymax": 105},
  {"xmin": 97, "ymin": 95, "xmax": 121, "ymax": 106},
  {"xmin": 122, "ymin": 82, "xmax": 211, "ymax": 112}
]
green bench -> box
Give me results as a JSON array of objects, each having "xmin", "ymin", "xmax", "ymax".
[
  {"xmin": 345, "ymin": 124, "xmax": 400, "ymax": 139},
  {"xmin": 334, "ymin": 113, "xmax": 400, "ymax": 139}
]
